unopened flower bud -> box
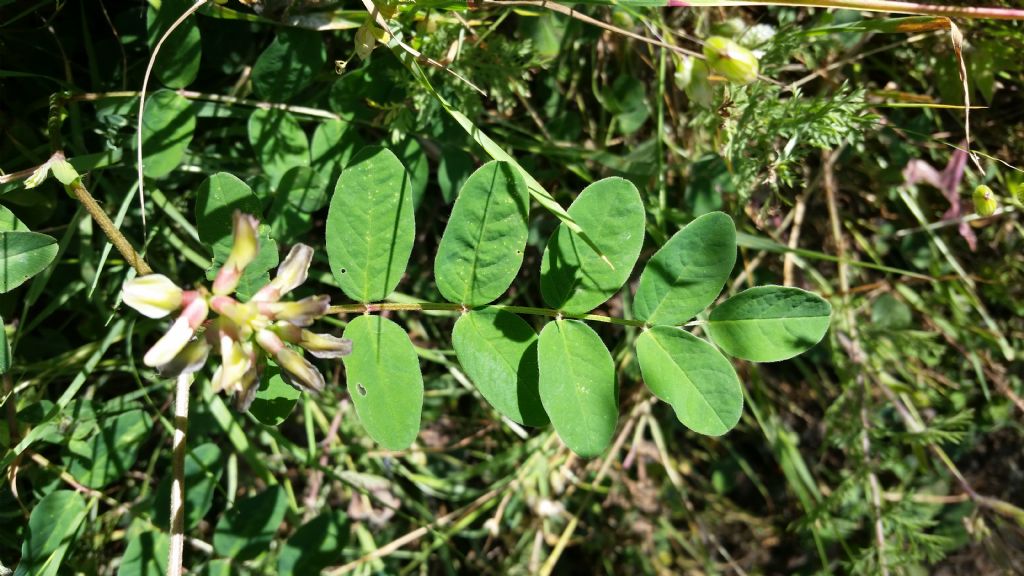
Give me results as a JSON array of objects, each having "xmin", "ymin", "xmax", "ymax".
[
  {"xmin": 973, "ymin": 185, "xmax": 998, "ymax": 217},
  {"xmin": 212, "ymin": 334, "xmax": 254, "ymax": 394},
  {"xmin": 157, "ymin": 338, "xmax": 211, "ymax": 377},
  {"xmin": 122, "ymin": 274, "xmax": 183, "ymax": 319},
  {"xmin": 213, "ymin": 212, "xmax": 260, "ymax": 295},
  {"xmin": 255, "ymin": 329, "xmax": 325, "ymax": 392},
  {"xmin": 299, "ymin": 330, "xmax": 353, "ymax": 359},
  {"xmin": 703, "ymin": 36, "xmax": 759, "ymax": 85},
  {"xmin": 144, "ymin": 297, "xmax": 208, "ymax": 367},
  {"xmin": 254, "ymin": 244, "xmax": 314, "ymax": 302},
  {"xmin": 258, "ymin": 295, "xmax": 330, "ymax": 327}
]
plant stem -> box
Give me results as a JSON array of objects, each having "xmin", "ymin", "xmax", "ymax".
[
  {"xmin": 676, "ymin": 0, "xmax": 1024, "ymax": 20},
  {"xmin": 327, "ymin": 302, "xmax": 652, "ymax": 328},
  {"xmin": 68, "ymin": 179, "xmax": 152, "ymax": 276},
  {"xmin": 168, "ymin": 372, "xmax": 192, "ymax": 576}
]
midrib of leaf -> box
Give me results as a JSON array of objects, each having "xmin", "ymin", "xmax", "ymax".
[
  {"xmin": 471, "ymin": 315, "xmax": 520, "ymax": 377},
  {"xmin": 463, "ymin": 179, "xmax": 498, "ymax": 304},
  {"xmin": 557, "ymin": 321, "xmax": 595, "ymax": 441},
  {"xmin": 710, "ymin": 313, "xmax": 829, "ymax": 324},
  {"xmin": 362, "ymin": 184, "xmax": 378, "ymax": 302},
  {"xmin": 647, "ymin": 332, "xmax": 728, "ymax": 431}
]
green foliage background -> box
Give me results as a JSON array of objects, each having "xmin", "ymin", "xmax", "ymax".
[{"xmin": 1, "ymin": 0, "xmax": 1024, "ymax": 574}]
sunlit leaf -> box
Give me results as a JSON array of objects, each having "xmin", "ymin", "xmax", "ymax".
[{"xmin": 707, "ymin": 286, "xmax": 832, "ymax": 362}]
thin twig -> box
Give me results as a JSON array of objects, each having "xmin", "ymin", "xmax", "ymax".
[{"xmin": 137, "ymin": 0, "xmax": 209, "ymax": 229}]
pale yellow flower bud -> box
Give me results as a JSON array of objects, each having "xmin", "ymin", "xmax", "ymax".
[
  {"xmin": 213, "ymin": 212, "xmax": 260, "ymax": 295},
  {"xmin": 255, "ymin": 329, "xmax": 325, "ymax": 393},
  {"xmin": 122, "ymin": 274, "xmax": 183, "ymax": 319},
  {"xmin": 258, "ymin": 295, "xmax": 330, "ymax": 327},
  {"xmin": 299, "ymin": 330, "xmax": 352, "ymax": 359},
  {"xmin": 254, "ymin": 244, "xmax": 314, "ymax": 302}
]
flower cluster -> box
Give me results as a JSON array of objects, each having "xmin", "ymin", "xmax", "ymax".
[{"xmin": 122, "ymin": 212, "xmax": 350, "ymax": 410}]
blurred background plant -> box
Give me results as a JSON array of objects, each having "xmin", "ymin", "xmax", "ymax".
[{"xmin": 1, "ymin": 0, "xmax": 1023, "ymax": 574}]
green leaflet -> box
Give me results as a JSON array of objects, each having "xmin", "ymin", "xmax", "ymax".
[
  {"xmin": 0, "ymin": 312, "xmax": 8, "ymax": 375},
  {"xmin": 452, "ymin": 308, "xmax": 547, "ymax": 427},
  {"xmin": 636, "ymin": 326, "xmax": 743, "ymax": 436},
  {"xmin": 154, "ymin": 443, "xmax": 224, "ymax": 531},
  {"xmin": 395, "ymin": 137, "xmax": 429, "ymax": 209},
  {"xmin": 251, "ymin": 28, "xmax": 326, "ymax": 102},
  {"xmin": 327, "ymin": 146, "xmax": 415, "ymax": 303},
  {"xmin": 540, "ymin": 177, "xmax": 645, "ymax": 314},
  {"xmin": 634, "ymin": 211, "xmax": 736, "ymax": 325},
  {"xmin": 342, "ymin": 315, "xmax": 424, "ymax": 450},
  {"xmin": 117, "ymin": 528, "xmax": 168, "ymax": 576},
  {"xmin": 146, "ymin": 0, "xmax": 201, "ymax": 88},
  {"xmin": 15, "ymin": 491, "xmax": 88, "ymax": 576},
  {"xmin": 140, "ymin": 89, "xmax": 196, "ymax": 179},
  {"xmin": 64, "ymin": 409, "xmax": 152, "ymax": 488},
  {"xmin": 0, "ymin": 205, "xmax": 28, "ymax": 231},
  {"xmin": 707, "ymin": 286, "xmax": 832, "ymax": 362},
  {"xmin": 310, "ymin": 119, "xmax": 364, "ymax": 189},
  {"xmin": 277, "ymin": 510, "xmax": 349, "ymax": 574},
  {"xmin": 213, "ymin": 487, "xmax": 288, "ymax": 561},
  {"xmin": 0, "ymin": 231, "xmax": 59, "ymax": 293},
  {"xmin": 248, "ymin": 366, "xmax": 302, "ymax": 427},
  {"xmin": 269, "ymin": 166, "xmax": 327, "ymax": 243},
  {"xmin": 195, "ymin": 172, "xmax": 279, "ymax": 298},
  {"xmin": 435, "ymin": 161, "xmax": 529, "ymax": 305},
  {"xmin": 247, "ymin": 108, "xmax": 310, "ymax": 187},
  {"xmin": 437, "ymin": 146, "xmax": 474, "ymax": 204},
  {"xmin": 538, "ymin": 319, "xmax": 617, "ymax": 457}
]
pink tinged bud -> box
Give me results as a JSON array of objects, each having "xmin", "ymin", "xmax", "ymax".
[
  {"xmin": 143, "ymin": 298, "xmax": 209, "ymax": 367},
  {"xmin": 122, "ymin": 274, "xmax": 183, "ymax": 319},
  {"xmin": 213, "ymin": 212, "xmax": 260, "ymax": 295},
  {"xmin": 300, "ymin": 330, "xmax": 352, "ymax": 359},
  {"xmin": 259, "ymin": 295, "xmax": 330, "ymax": 327},
  {"xmin": 255, "ymin": 329, "xmax": 324, "ymax": 393},
  {"xmin": 254, "ymin": 244, "xmax": 314, "ymax": 302},
  {"xmin": 157, "ymin": 338, "xmax": 211, "ymax": 377},
  {"xmin": 277, "ymin": 347, "xmax": 326, "ymax": 393}
]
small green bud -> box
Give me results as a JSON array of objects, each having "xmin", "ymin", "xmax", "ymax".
[
  {"xmin": 972, "ymin": 185, "xmax": 998, "ymax": 217},
  {"xmin": 703, "ymin": 36, "xmax": 760, "ymax": 85}
]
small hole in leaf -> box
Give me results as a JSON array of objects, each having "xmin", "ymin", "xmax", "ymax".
[
  {"xmin": 341, "ymin": 268, "xmax": 347, "ymax": 274},
  {"xmin": 357, "ymin": 383, "xmax": 367, "ymax": 396}
]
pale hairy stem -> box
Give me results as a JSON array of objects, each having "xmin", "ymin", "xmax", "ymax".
[{"xmin": 168, "ymin": 372, "xmax": 193, "ymax": 576}]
